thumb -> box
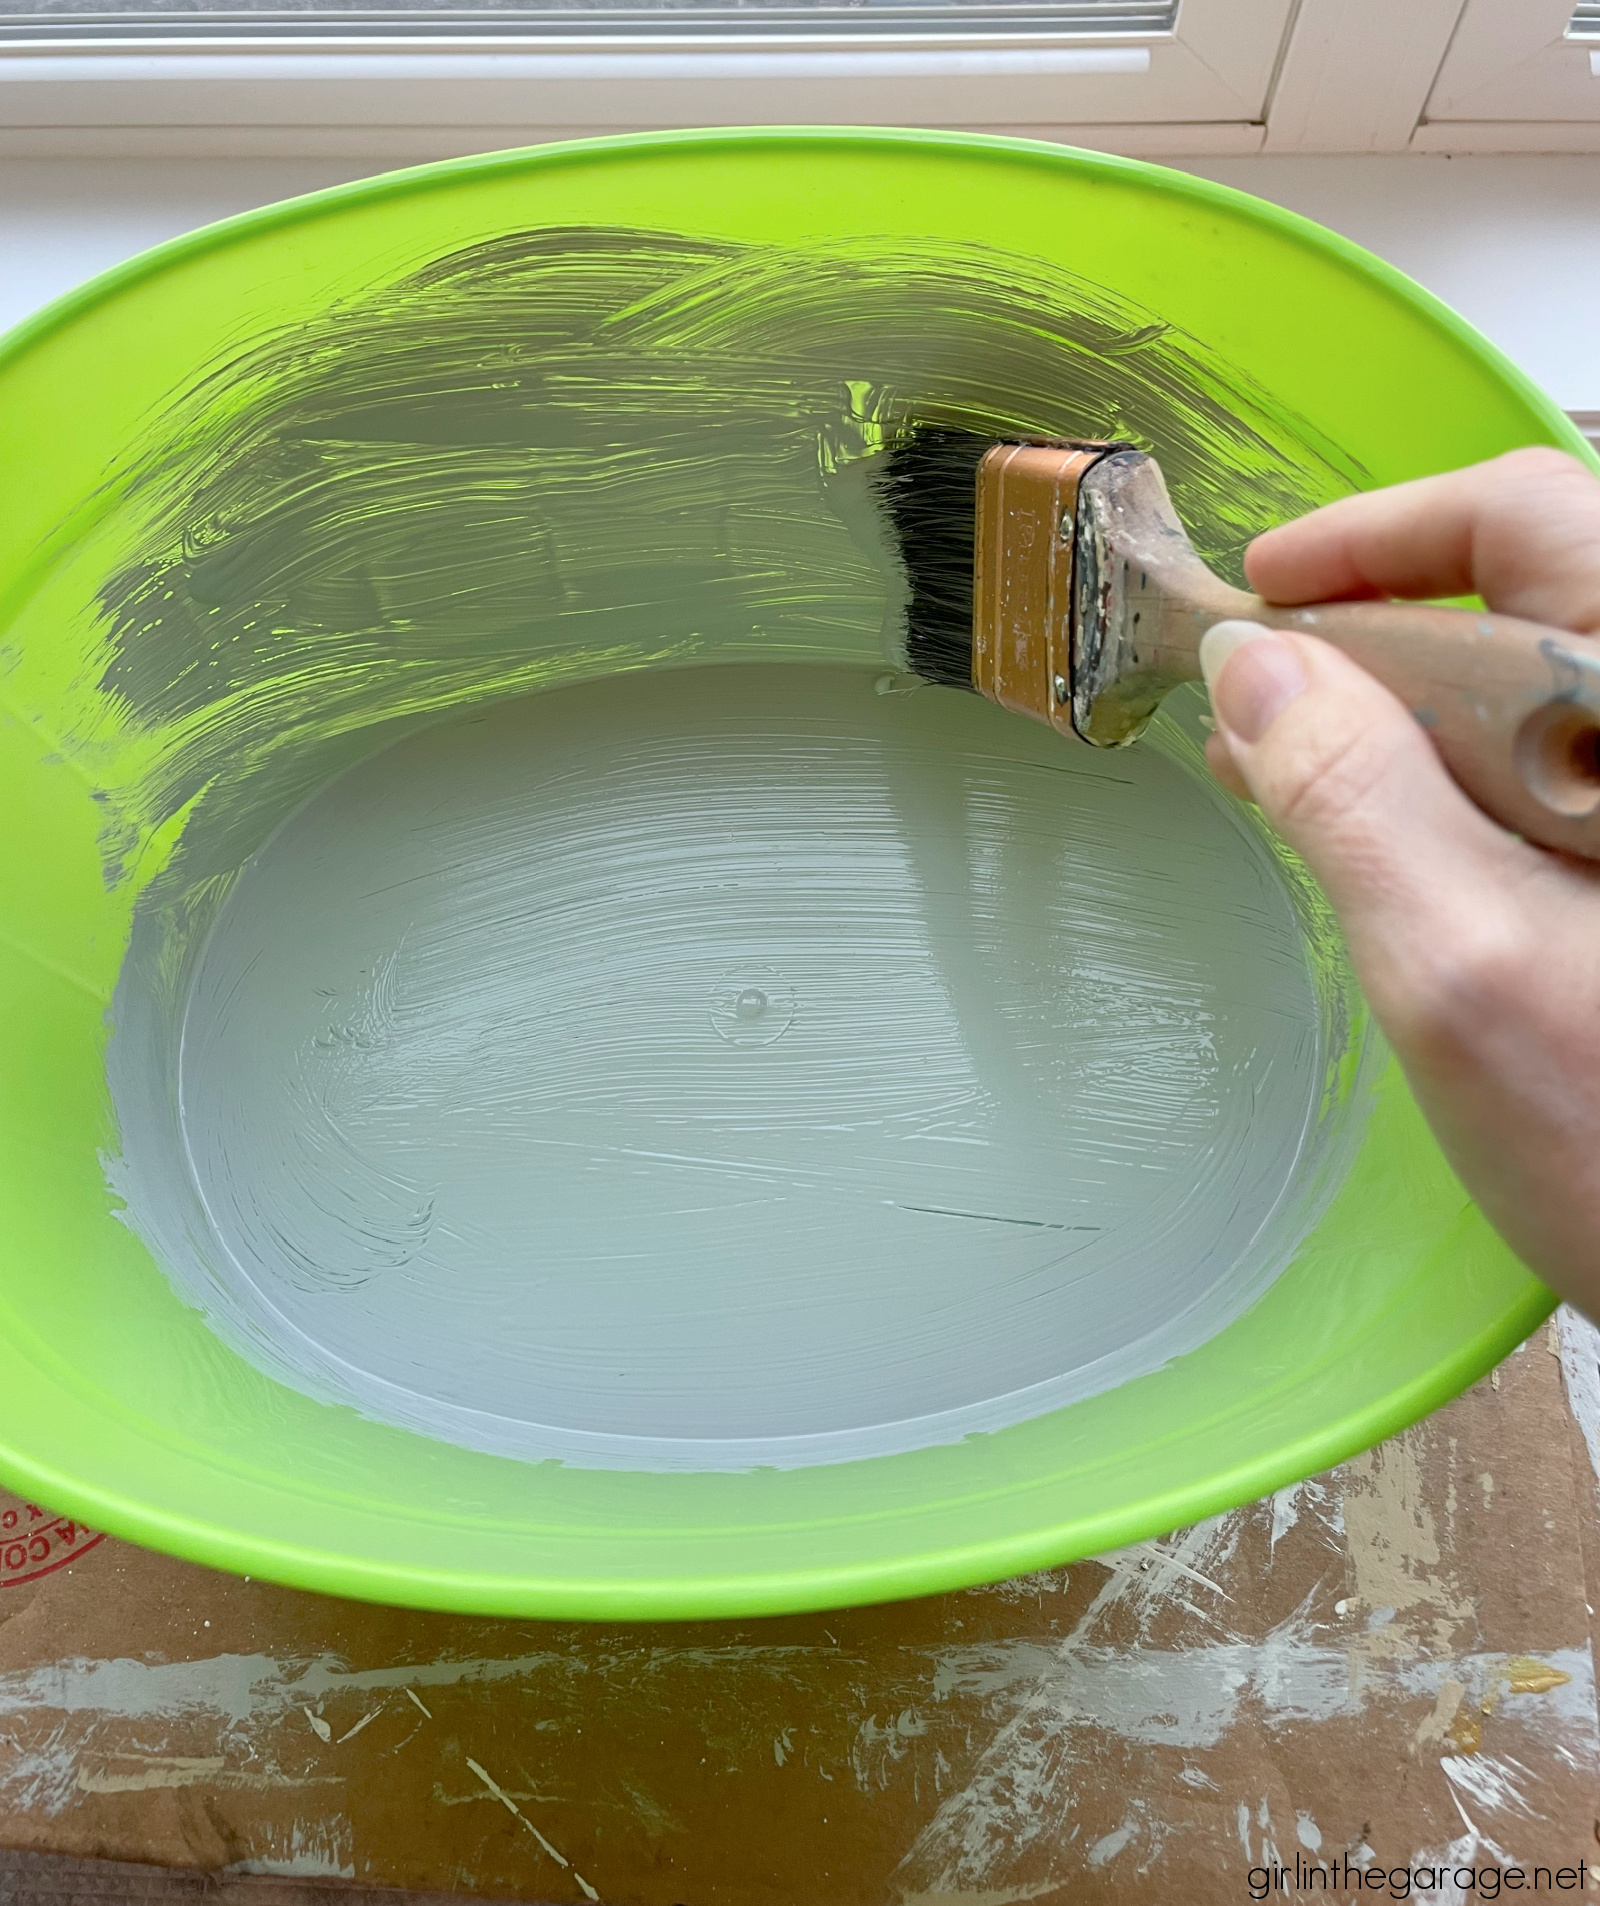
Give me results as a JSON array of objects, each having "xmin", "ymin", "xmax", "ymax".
[{"xmin": 1198, "ymin": 620, "xmax": 1520, "ymax": 993}]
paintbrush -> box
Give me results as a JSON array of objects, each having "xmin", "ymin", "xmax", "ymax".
[{"xmin": 874, "ymin": 429, "xmax": 1600, "ymax": 859}]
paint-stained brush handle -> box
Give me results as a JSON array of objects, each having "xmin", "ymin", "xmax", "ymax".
[
  {"xmin": 1068, "ymin": 448, "xmax": 1600, "ymax": 863},
  {"xmin": 1224, "ymin": 598, "xmax": 1600, "ymax": 853}
]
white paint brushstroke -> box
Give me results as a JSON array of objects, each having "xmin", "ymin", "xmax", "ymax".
[
  {"xmin": 1268, "ymin": 1478, "xmax": 1342, "ymax": 1554},
  {"xmin": 897, "ymin": 1495, "xmax": 1596, "ymax": 1897},
  {"xmin": 0, "ymin": 1646, "xmax": 583, "ymax": 1727},
  {"xmin": 1098, "ymin": 1541, "xmax": 1233, "ymax": 1602},
  {"xmin": 898, "ymin": 1514, "xmax": 1249, "ymax": 1892},
  {"xmin": 74, "ymin": 1754, "xmax": 341, "ymax": 1796},
  {"xmin": 1438, "ymin": 1752, "xmax": 1538, "ymax": 1819},
  {"xmin": 1401, "ymin": 1828, "xmax": 1517, "ymax": 1906},
  {"xmin": 227, "ymin": 1817, "xmax": 354, "ymax": 1880},
  {"xmin": 1556, "ymin": 1304, "xmax": 1600, "ymax": 1496}
]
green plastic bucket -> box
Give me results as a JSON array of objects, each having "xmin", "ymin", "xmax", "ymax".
[{"xmin": 0, "ymin": 129, "xmax": 1585, "ymax": 1619}]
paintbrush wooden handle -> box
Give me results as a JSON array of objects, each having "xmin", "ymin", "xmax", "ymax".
[
  {"xmin": 1241, "ymin": 597, "xmax": 1600, "ymax": 858},
  {"xmin": 1070, "ymin": 449, "xmax": 1600, "ymax": 860}
]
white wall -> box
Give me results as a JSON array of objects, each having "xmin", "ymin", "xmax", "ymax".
[
  {"xmin": 1183, "ymin": 156, "xmax": 1600, "ymax": 414},
  {"xmin": 5, "ymin": 151, "xmax": 1599, "ymax": 411}
]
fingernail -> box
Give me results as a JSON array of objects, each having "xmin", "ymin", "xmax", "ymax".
[
  {"xmin": 1198, "ymin": 619, "xmax": 1308, "ymax": 744},
  {"xmin": 1198, "ymin": 619, "xmax": 1268, "ymax": 689}
]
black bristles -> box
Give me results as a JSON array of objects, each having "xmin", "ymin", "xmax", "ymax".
[{"xmin": 873, "ymin": 425, "xmax": 995, "ymax": 690}]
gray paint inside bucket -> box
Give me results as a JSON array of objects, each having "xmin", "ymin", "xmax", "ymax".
[
  {"xmin": 108, "ymin": 664, "xmax": 1370, "ymax": 1470},
  {"xmin": 93, "ymin": 224, "xmax": 1380, "ymax": 1470}
]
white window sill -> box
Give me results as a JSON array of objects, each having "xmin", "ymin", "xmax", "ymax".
[
  {"xmin": 0, "ymin": 32, "xmax": 1276, "ymax": 147},
  {"xmin": 0, "ymin": 44, "xmax": 1150, "ymax": 79}
]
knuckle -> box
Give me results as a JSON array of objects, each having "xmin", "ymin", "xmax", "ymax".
[
  {"xmin": 1491, "ymin": 444, "xmax": 1592, "ymax": 487},
  {"xmin": 1259, "ymin": 717, "xmax": 1393, "ymax": 844}
]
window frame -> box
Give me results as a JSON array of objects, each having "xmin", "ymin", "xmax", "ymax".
[
  {"xmin": 3, "ymin": 0, "xmax": 1594, "ymax": 158},
  {"xmin": 1411, "ymin": 0, "xmax": 1600, "ymax": 151},
  {"xmin": 0, "ymin": 0, "xmax": 1289, "ymax": 157}
]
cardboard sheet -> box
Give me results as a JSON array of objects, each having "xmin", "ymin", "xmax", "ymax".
[{"xmin": 3, "ymin": 1314, "xmax": 1599, "ymax": 1905}]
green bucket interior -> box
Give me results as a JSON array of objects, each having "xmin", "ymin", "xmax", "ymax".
[{"xmin": 0, "ymin": 128, "xmax": 1583, "ymax": 1619}]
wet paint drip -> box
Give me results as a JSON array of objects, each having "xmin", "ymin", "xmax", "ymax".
[
  {"xmin": 109, "ymin": 664, "xmax": 1370, "ymax": 1470},
  {"xmin": 709, "ymin": 967, "xmax": 797, "ymax": 1048}
]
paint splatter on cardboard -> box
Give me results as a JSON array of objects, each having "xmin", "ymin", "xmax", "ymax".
[{"xmin": 0, "ymin": 1318, "xmax": 1593, "ymax": 1903}]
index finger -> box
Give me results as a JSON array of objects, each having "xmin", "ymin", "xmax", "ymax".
[{"xmin": 1244, "ymin": 446, "xmax": 1600, "ymax": 634}]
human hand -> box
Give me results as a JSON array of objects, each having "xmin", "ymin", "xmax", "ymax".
[{"xmin": 1199, "ymin": 446, "xmax": 1600, "ymax": 1313}]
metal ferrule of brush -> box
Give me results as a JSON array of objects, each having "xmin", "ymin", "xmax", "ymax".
[
  {"xmin": 973, "ymin": 441, "xmax": 1253, "ymax": 750},
  {"xmin": 972, "ymin": 440, "xmax": 1125, "ymax": 737}
]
